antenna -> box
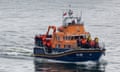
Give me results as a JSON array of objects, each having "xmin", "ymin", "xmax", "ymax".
[
  {"xmin": 81, "ymin": 10, "xmax": 82, "ymax": 17},
  {"xmin": 68, "ymin": 5, "xmax": 73, "ymax": 17},
  {"xmin": 69, "ymin": 4, "xmax": 71, "ymax": 9}
]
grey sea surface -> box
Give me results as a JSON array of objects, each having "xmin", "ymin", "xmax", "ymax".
[{"xmin": 0, "ymin": 0, "xmax": 119, "ymax": 72}]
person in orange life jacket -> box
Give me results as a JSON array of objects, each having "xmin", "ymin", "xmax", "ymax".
[{"xmin": 80, "ymin": 36, "xmax": 87, "ymax": 48}]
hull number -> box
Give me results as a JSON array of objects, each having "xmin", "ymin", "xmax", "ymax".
[
  {"xmin": 76, "ymin": 53, "xmax": 92, "ymax": 56},
  {"xmin": 76, "ymin": 53, "xmax": 83, "ymax": 56}
]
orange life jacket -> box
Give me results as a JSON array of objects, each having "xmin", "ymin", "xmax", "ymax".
[{"xmin": 81, "ymin": 39, "xmax": 87, "ymax": 45}]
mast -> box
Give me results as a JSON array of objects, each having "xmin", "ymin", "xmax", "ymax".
[{"xmin": 62, "ymin": 5, "xmax": 83, "ymax": 26}]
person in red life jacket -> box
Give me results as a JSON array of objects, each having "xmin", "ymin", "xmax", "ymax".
[
  {"xmin": 89, "ymin": 39, "xmax": 95, "ymax": 48},
  {"xmin": 86, "ymin": 35, "xmax": 95, "ymax": 48},
  {"xmin": 46, "ymin": 40, "xmax": 52, "ymax": 53},
  {"xmin": 46, "ymin": 40, "xmax": 51, "ymax": 47},
  {"xmin": 41, "ymin": 35, "xmax": 47, "ymax": 46}
]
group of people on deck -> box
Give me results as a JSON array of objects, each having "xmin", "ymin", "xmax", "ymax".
[{"xmin": 77, "ymin": 35, "xmax": 99, "ymax": 48}]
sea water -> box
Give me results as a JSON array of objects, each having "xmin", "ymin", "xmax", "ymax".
[{"xmin": 0, "ymin": 0, "xmax": 120, "ymax": 72}]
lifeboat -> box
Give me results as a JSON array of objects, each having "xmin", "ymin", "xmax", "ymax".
[{"xmin": 33, "ymin": 9, "xmax": 105, "ymax": 62}]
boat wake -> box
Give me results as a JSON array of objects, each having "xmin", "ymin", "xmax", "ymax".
[{"xmin": 0, "ymin": 47, "xmax": 33, "ymax": 60}]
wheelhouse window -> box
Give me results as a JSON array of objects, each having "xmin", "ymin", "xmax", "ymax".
[
  {"xmin": 63, "ymin": 35, "xmax": 87, "ymax": 40},
  {"xmin": 63, "ymin": 17, "xmax": 81, "ymax": 26},
  {"xmin": 56, "ymin": 36, "xmax": 60, "ymax": 41},
  {"xmin": 63, "ymin": 36, "xmax": 71, "ymax": 40},
  {"xmin": 71, "ymin": 35, "xmax": 87, "ymax": 40},
  {"xmin": 64, "ymin": 45, "xmax": 71, "ymax": 48}
]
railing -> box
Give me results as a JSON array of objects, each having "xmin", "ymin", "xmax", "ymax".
[{"xmin": 99, "ymin": 42, "xmax": 105, "ymax": 49}]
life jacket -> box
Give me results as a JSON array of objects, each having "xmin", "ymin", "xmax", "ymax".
[
  {"xmin": 81, "ymin": 39, "xmax": 87, "ymax": 45},
  {"xmin": 90, "ymin": 40, "xmax": 95, "ymax": 47},
  {"xmin": 42, "ymin": 36, "xmax": 46, "ymax": 41},
  {"xmin": 46, "ymin": 41, "xmax": 51, "ymax": 47},
  {"xmin": 41, "ymin": 35, "xmax": 47, "ymax": 45}
]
